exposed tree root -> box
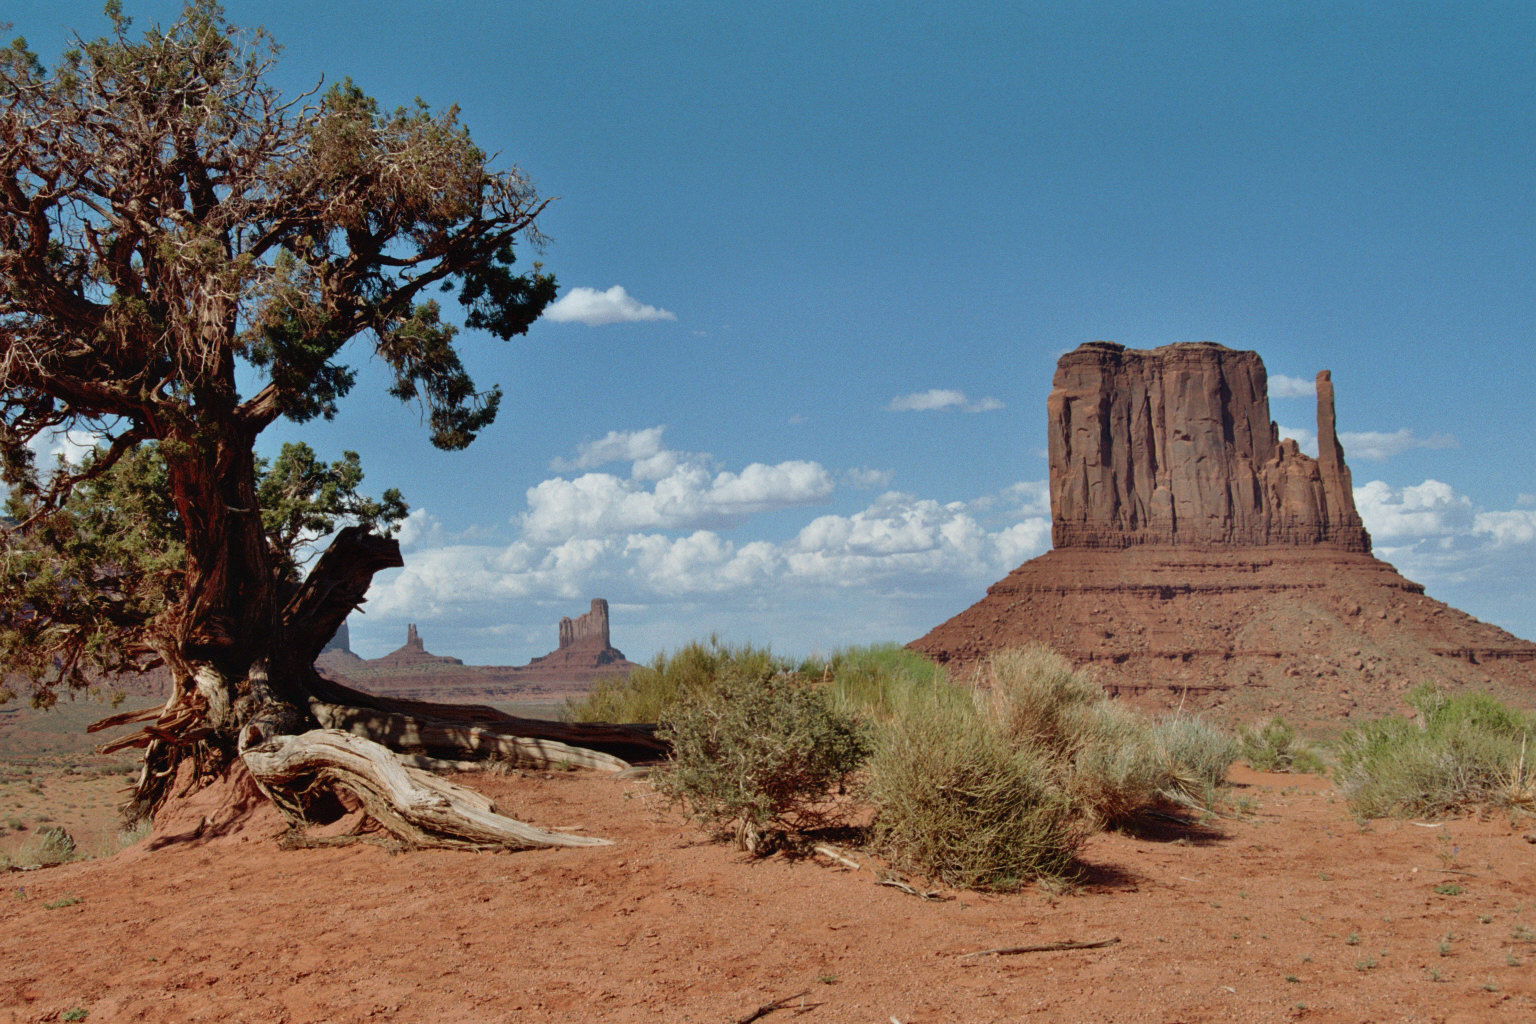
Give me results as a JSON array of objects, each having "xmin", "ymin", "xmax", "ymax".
[{"xmin": 241, "ymin": 728, "xmax": 611, "ymax": 850}]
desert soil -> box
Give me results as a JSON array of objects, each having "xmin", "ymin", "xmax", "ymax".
[{"xmin": 2, "ymin": 761, "xmax": 1534, "ymax": 1024}]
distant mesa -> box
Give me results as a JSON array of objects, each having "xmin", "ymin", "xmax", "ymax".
[
  {"xmin": 911, "ymin": 341, "xmax": 1536, "ymax": 724},
  {"xmin": 317, "ymin": 599, "xmax": 637, "ymax": 703},
  {"xmin": 375, "ymin": 623, "xmax": 462, "ymax": 667}
]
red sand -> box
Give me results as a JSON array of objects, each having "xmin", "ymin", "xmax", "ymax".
[{"xmin": 3, "ymin": 765, "xmax": 1534, "ymax": 1023}]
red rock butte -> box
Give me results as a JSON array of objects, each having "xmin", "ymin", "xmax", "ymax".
[
  {"xmin": 911, "ymin": 341, "xmax": 1536, "ymax": 723},
  {"xmin": 316, "ymin": 599, "xmax": 637, "ymax": 704}
]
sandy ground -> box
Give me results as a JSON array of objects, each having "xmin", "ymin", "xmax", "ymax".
[{"xmin": 2, "ymin": 764, "xmax": 1534, "ymax": 1024}]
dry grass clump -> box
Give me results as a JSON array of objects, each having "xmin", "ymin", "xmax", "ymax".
[
  {"xmin": 1336, "ymin": 685, "xmax": 1535, "ymax": 818},
  {"xmin": 860, "ymin": 645, "xmax": 1234, "ymax": 889},
  {"xmin": 972, "ymin": 647, "xmax": 1237, "ymax": 826},
  {"xmin": 863, "ymin": 685, "xmax": 1082, "ymax": 889},
  {"xmin": 11, "ymin": 824, "xmax": 77, "ymax": 867}
]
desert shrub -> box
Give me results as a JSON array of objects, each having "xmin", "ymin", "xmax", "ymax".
[
  {"xmin": 971, "ymin": 646, "xmax": 1237, "ymax": 824},
  {"xmin": 655, "ymin": 666, "xmax": 868, "ymax": 854},
  {"xmin": 805, "ymin": 643, "xmax": 953, "ymax": 722},
  {"xmin": 1238, "ymin": 717, "xmax": 1330, "ymax": 774},
  {"xmin": 14, "ymin": 824, "xmax": 77, "ymax": 867},
  {"xmin": 864, "ymin": 688, "xmax": 1081, "ymax": 890},
  {"xmin": 566, "ymin": 636, "xmax": 784, "ymax": 723},
  {"xmin": 1336, "ymin": 685, "xmax": 1535, "ymax": 818}
]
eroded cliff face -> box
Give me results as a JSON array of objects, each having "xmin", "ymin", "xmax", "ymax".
[{"xmin": 1048, "ymin": 342, "xmax": 1369, "ymax": 551}]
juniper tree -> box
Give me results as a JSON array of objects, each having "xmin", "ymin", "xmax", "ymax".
[{"xmin": 1, "ymin": 2, "xmax": 657, "ymax": 848}]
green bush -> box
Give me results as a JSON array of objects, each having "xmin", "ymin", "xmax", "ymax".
[
  {"xmin": 1336, "ymin": 685, "xmax": 1535, "ymax": 818},
  {"xmin": 655, "ymin": 666, "xmax": 868, "ymax": 854},
  {"xmin": 567, "ymin": 636, "xmax": 783, "ymax": 724},
  {"xmin": 1239, "ymin": 717, "xmax": 1328, "ymax": 774},
  {"xmin": 864, "ymin": 687, "xmax": 1082, "ymax": 890},
  {"xmin": 805, "ymin": 643, "xmax": 953, "ymax": 722}
]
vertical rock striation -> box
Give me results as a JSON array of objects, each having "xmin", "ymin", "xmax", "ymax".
[
  {"xmin": 1048, "ymin": 342, "xmax": 1368, "ymax": 551},
  {"xmin": 559, "ymin": 599, "xmax": 612, "ymax": 650}
]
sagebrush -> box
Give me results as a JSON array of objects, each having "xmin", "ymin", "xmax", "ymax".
[{"xmin": 655, "ymin": 665, "xmax": 868, "ymax": 854}]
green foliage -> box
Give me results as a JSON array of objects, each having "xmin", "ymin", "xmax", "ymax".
[
  {"xmin": 1238, "ymin": 717, "xmax": 1330, "ymax": 774},
  {"xmin": 566, "ymin": 636, "xmax": 783, "ymax": 724},
  {"xmin": 0, "ymin": 0, "xmax": 553, "ymax": 707},
  {"xmin": 655, "ymin": 666, "xmax": 868, "ymax": 854},
  {"xmin": 256, "ymin": 442, "xmax": 407, "ymax": 579},
  {"xmin": 1335, "ymin": 684, "xmax": 1536, "ymax": 818},
  {"xmin": 2, "ymin": 440, "xmax": 403, "ymax": 701},
  {"xmin": 804, "ymin": 643, "xmax": 953, "ymax": 722}
]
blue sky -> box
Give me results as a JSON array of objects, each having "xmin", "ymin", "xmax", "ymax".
[{"xmin": 17, "ymin": 2, "xmax": 1536, "ymax": 662}]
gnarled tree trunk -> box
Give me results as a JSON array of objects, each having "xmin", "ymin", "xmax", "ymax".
[{"xmin": 99, "ymin": 517, "xmax": 665, "ymax": 850}]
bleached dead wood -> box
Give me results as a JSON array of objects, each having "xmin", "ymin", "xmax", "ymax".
[
  {"xmin": 310, "ymin": 700, "xmax": 632, "ymax": 773},
  {"xmin": 241, "ymin": 728, "xmax": 610, "ymax": 850}
]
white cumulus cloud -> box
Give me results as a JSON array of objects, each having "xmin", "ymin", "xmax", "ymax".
[
  {"xmin": 886, "ymin": 389, "xmax": 1004, "ymax": 413},
  {"xmin": 1268, "ymin": 374, "xmax": 1317, "ymax": 398},
  {"xmin": 1338, "ymin": 429, "xmax": 1458, "ymax": 461},
  {"xmin": 524, "ymin": 434, "xmax": 835, "ymax": 543},
  {"xmin": 543, "ymin": 285, "xmax": 676, "ymax": 326}
]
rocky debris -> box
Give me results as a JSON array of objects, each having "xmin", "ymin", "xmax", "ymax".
[
  {"xmin": 912, "ymin": 341, "xmax": 1536, "ymax": 724},
  {"xmin": 1049, "ymin": 342, "xmax": 1369, "ymax": 551}
]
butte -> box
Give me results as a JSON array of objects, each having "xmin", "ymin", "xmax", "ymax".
[{"xmin": 910, "ymin": 341, "xmax": 1536, "ymax": 725}]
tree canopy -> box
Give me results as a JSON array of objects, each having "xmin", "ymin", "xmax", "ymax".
[{"xmin": 0, "ymin": 2, "xmax": 655, "ymax": 849}]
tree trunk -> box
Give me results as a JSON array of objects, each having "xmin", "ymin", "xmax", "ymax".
[{"xmin": 106, "ymin": 511, "xmax": 665, "ymax": 850}]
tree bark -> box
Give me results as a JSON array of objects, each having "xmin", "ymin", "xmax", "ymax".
[{"xmin": 108, "ymin": 521, "xmax": 663, "ymax": 850}]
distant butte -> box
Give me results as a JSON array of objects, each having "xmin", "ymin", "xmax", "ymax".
[
  {"xmin": 317, "ymin": 599, "xmax": 637, "ymax": 704},
  {"xmin": 910, "ymin": 341, "xmax": 1536, "ymax": 724}
]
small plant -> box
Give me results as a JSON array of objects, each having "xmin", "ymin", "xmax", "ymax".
[
  {"xmin": 61, "ymin": 1009, "xmax": 87, "ymax": 1022},
  {"xmin": 44, "ymin": 895, "xmax": 81, "ymax": 909},
  {"xmin": 1427, "ymin": 968, "xmax": 1444, "ymax": 982},
  {"xmin": 1335, "ymin": 685, "xmax": 1536, "ymax": 818},
  {"xmin": 13, "ymin": 825, "xmax": 76, "ymax": 867},
  {"xmin": 1438, "ymin": 933, "xmax": 1454, "ymax": 956},
  {"xmin": 1433, "ymin": 883, "xmax": 1464, "ymax": 896},
  {"xmin": 655, "ymin": 665, "xmax": 868, "ymax": 855},
  {"xmin": 1238, "ymin": 717, "xmax": 1325, "ymax": 773},
  {"xmin": 1345, "ymin": 932, "xmax": 1361, "ymax": 945},
  {"xmin": 1354, "ymin": 957, "xmax": 1378, "ymax": 971},
  {"xmin": 1284, "ymin": 974, "xmax": 1299, "ymax": 983}
]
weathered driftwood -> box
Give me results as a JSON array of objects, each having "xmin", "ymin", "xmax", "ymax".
[
  {"xmin": 310, "ymin": 700, "xmax": 632, "ymax": 772},
  {"xmin": 241, "ymin": 728, "xmax": 610, "ymax": 850}
]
